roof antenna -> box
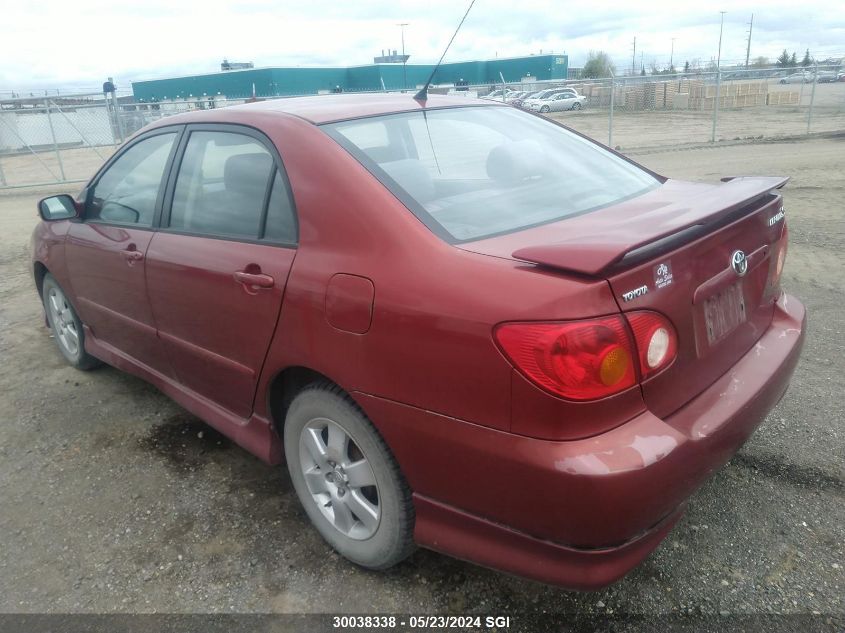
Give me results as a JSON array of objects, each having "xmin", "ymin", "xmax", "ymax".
[{"xmin": 414, "ymin": 0, "xmax": 477, "ymax": 102}]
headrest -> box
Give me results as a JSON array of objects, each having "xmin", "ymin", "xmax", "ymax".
[
  {"xmin": 224, "ymin": 153, "xmax": 273, "ymax": 195},
  {"xmin": 380, "ymin": 159, "xmax": 436, "ymax": 203},
  {"xmin": 486, "ymin": 139, "xmax": 549, "ymax": 186}
]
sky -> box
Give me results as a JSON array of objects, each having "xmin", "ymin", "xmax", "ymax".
[{"xmin": 1, "ymin": 0, "xmax": 841, "ymax": 93}]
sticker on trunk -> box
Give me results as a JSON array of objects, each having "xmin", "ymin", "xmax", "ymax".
[{"xmin": 654, "ymin": 262, "xmax": 674, "ymax": 289}]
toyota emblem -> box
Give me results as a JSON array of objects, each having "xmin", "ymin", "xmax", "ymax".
[{"xmin": 731, "ymin": 250, "xmax": 748, "ymax": 276}]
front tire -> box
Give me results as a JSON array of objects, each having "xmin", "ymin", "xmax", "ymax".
[
  {"xmin": 540, "ymin": 105, "xmax": 550, "ymax": 113},
  {"xmin": 42, "ymin": 274, "xmax": 100, "ymax": 370},
  {"xmin": 572, "ymin": 102, "xmax": 582, "ymax": 110},
  {"xmin": 284, "ymin": 384, "xmax": 415, "ymax": 569}
]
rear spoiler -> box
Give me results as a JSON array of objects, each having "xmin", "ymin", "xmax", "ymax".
[{"xmin": 512, "ymin": 176, "xmax": 788, "ymax": 276}]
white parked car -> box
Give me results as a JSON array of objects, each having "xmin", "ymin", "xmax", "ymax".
[
  {"xmin": 481, "ymin": 89, "xmax": 517, "ymax": 101},
  {"xmin": 529, "ymin": 91, "xmax": 587, "ymax": 113}
]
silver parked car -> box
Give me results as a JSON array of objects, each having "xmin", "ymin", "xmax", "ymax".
[
  {"xmin": 814, "ymin": 70, "xmax": 838, "ymax": 83},
  {"xmin": 779, "ymin": 72, "xmax": 811, "ymax": 84},
  {"xmin": 529, "ymin": 91, "xmax": 587, "ymax": 113}
]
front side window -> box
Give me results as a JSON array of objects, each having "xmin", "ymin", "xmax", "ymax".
[
  {"xmin": 325, "ymin": 107, "xmax": 659, "ymax": 242},
  {"xmin": 169, "ymin": 131, "xmax": 275, "ymax": 239},
  {"xmin": 88, "ymin": 132, "xmax": 177, "ymax": 226}
]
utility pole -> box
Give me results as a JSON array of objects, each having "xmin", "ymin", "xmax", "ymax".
[
  {"xmin": 711, "ymin": 11, "xmax": 726, "ymax": 143},
  {"xmin": 398, "ymin": 23, "xmax": 409, "ymax": 90},
  {"xmin": 670, "ymin": 37, "xmax": 676, "ymax": 70},
  {"xmin": 744, "ymin": 14, "xmax": 754, "ymax": 68},
  {"xmin": 631, "ymin": 36, "xmax": 637, "ymax": 76}
]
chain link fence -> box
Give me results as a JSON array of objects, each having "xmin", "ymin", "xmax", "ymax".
[
  {"xmin": 2, "ymin": 65, "xmax": 843, "ymax": 189},
  {"xmin": 0, "ymin": 94, "xmax": 117, "ymax": 188},
  {"xmin": 471, "ymin": 64, "xmax": 844, "ymax": 152}
]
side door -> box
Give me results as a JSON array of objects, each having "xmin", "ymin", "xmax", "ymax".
[
  {"xmin": 145, "ymin": 125, "xmax": 298, "ymax": 418},
  {"xmin": 553, "ymin": 94, "xmax": 572, "ymax": 111},
  {"xmin": 66, "ymin": 128, "xmax": 181, "ymax": 376}
]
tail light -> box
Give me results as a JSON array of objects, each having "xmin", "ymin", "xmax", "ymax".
[
  {"xmin": 494, "ymin": 316, "xmax": 637, "ymax": 401},
  {"xmin": 625, "ymin": 311, "xmax": 678, "ymax": 379},
  {"xmin": 495, "ymin": 311, "xmax": 678, "ymax": 401}
]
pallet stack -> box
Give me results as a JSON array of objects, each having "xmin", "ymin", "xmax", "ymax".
[
  {"xmin": 767, "ymin": 91, "xmax": 800, "ymax": 105},
  {"xmin": 687, "ymin": 81, "xmax": 769, "ymax": 110}
]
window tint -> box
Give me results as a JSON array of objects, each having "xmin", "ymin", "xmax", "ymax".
[
  {"xmin": 169, "ymin": 131, "xmax": 274, "ymax": 239},
  {"xmin": 326, "ymin": 107, "xmax": 658, "ymax": 242},
  {"xmin": 263, "ymin": 170, "xmax": 297, "ymax": 243},
  {"xmin": 88, "ymin": 133, "xmax": 176, "ymax": 226}
]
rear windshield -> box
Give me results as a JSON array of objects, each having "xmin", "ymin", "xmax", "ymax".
[{"xmin": 324, "ymin": 106, "xmax": 659, "ymax": 242}]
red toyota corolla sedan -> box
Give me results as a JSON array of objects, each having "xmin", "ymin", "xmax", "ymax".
[{"xmin": 30, "ymin": 94, "xmax": 805, "ymax": 589}]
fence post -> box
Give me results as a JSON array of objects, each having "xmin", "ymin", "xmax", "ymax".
[
  {"xmin": 0, "ymin": 155, "xmax": 6, "ymax": 186},
  {"xmin": 44, "ymin": 98, "xmax": 67, "ymax": 181},
  {"xmin": 608, "ymin": 72, "xmax": 615, "ymax": 147},
  {"xmin": 113, "ymin": 93, "xmax": 126, "ymax": 143},
  {"xmin": 710, "ymin": 68, "xmax": 721, "ymax": 143},
  {"xmin": 807, "ymin": 62, "xmax": 818, "ymax": 135}
]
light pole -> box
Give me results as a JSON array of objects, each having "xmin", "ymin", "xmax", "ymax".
[
  {"xmin": 670, "ymin": 37, "xmax": 676, "ymax": 71},
  {"xmin": 398, "ymin": 23, "xmax": 409, "ymax": 90},
  {"xmin": 711, "ymin": 11, "xmax": 726, "ymax": 143}
]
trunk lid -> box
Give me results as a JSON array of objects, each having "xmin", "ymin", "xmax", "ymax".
[{"xmin": 461, "ymin": 177, "xmax": 788, "ymax": 418}]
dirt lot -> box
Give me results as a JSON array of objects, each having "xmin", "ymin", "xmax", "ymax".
[
  {"xmin": 0, "ymin": 135, "xmax": 843, "ymax": 628},
  {"xmin": 554, "ymin": 81, "xmax": 845, "ymax": 151}
]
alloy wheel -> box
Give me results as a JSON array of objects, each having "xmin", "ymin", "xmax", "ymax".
[
  {"xmin": 47, "ymin": 286, "xmax": 79, "ymax": 357},
  {"xmin": 298, "ymin": 417, "xmax": 381, "ymax": 540}
]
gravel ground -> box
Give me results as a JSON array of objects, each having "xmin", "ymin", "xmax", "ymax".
[{"xmin": 0, "ymin": 135, "xmax": 843, "ymax": 630}]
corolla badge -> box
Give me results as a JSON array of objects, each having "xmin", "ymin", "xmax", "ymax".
[{"xmin": 731, "ymin": 250, "xmax": 748, "ymax": 276}]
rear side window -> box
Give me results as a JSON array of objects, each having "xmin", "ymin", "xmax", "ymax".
[
  {"xmin": 325, "ymin": 107, "xmax": 659, "ymax": 242},
  {"xmin": 263, "ymin": 170, "xmax": 297, "ymax": 244},
  {"xmin": 88, "ymin": 132, "xmax": 176, "ymax": 226},
  {"xmin": 169, "ymin": 131, "xmax": 274, "ymax": 239}
]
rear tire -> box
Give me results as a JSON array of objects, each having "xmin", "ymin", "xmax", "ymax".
[
  {"xmin": 284, "ymin": 383, "xmax": 415, "ymax": 569},
  {"xmin": 42, "ymin": 274, "xmax": 100, "ymax": 370}
]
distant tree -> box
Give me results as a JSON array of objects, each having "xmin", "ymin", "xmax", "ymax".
[
  {"xmin": 684, "ymin": 60, "xmax": 690, "ymax": 73},
  {"xmin": 752, "ymin": 56, "xmax": 769, "ymax": 68},
  {"xmin": 581, "ymin": 51, "xmax": 616, "ymax": 78},
  {"xmin": 789, "ymin": 52, "xmax": 798, "ymax": 67},
  {"xmin": 641, "ymin": 65, "xmax": 646, "ymax": 76},
  {"xmin": 801, "ymin": 49, "xmax": 812, "ymax": 67},
  {"xmin": 776, "ymin": 49, "xmax": 790, "ymax": 68}
]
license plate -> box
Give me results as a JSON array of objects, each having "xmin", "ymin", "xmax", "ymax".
[{"xmin": 704, "ymin": 281, "xmax": 746, "ymax": 344}]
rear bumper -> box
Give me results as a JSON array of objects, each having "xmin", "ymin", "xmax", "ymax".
[{"xmin": 358, "ymin": 292, "xmax": 806, "ymax": 588}]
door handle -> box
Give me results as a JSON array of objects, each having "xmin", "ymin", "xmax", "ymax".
[
  {"xmin": 233, "ymin": 270, "xmax": 275, "ymax": 289},
  {"xmin": 121, "ymin": 247, "xmax": 144, "ymax": 264}
]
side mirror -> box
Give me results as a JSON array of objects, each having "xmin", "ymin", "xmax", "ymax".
[{"xmin": 38, "ymin": 195, "xmax": 79, "ymax": 221}]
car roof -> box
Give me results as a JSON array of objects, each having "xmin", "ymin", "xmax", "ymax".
[{"xmin": 165, "ymin": 93, "xmax": 505, "ymax": 126}]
